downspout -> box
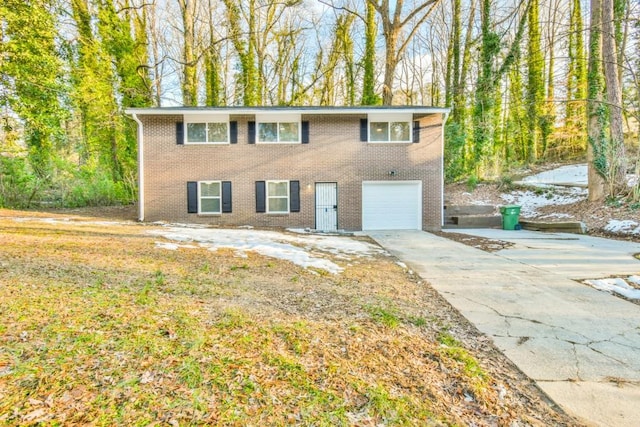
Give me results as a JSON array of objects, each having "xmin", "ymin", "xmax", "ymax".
[
  {"xmin": 441, "ymin": 111, "xmax": 450, "ymax": 228},
  {"xmin": 131, "ymin": 113, "xmax": 144, "ymax": 222}
]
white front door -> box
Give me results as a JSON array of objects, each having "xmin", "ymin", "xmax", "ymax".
[
  {"xmin": 362, "ymin": 181, "xmax": 422, "ymax": 230},
  {"xmin": 315, "ymin": 182, "xmax": 338, "ymax": 231}
]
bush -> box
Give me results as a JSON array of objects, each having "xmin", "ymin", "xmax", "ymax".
[
  {"xmin": 466, "ymin": 175, "xmax": 479, "ymax": 191},
  {"xmin": 59, "ymin": 168, "xmax": 136, "ymax": 207},
  {"xmin": 0, "ymin": 157, "xmax": 41, "ymax": 208},
  {"xmin": 0, "ymin": 157, "xmax": 136, "ymax": 209}
]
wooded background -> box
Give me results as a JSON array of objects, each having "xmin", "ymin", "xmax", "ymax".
[{"xmin": 1, "ymin": 0, "xmax": 638, "ymax": 208}]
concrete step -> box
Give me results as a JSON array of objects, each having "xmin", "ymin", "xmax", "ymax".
[
  {"xmin": 519, "ymin": 220, "xmax": 587, "ymax": 234},
  {"xmin": 444, "ymin": 205, "xmax": 496, "ymax": 216},
  {"xmin": 449, "ymin": 215, "xmax": 502, "ymax": 228}
]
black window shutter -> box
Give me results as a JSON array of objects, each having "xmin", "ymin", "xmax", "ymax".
[
  {"xmin": 222, "ymin": 181, "xmax": 232, "ymax": 213},
  {"xmin": 229, "ymin": 121, "xmax": 238, "ymax": 144},
  {"xmin": 289, "ymin": 180, "xmax": 300, "ymax": 212},
  {"xmin": 177, "ymin": 122, "xmax": 184, "ymax": 145},
  {"xmin": 187, "ymin": 181, "xmax": 198, "ymax": 213},
  {"xmin": 413, "ymin": 121, "xmax": 420, "ymax": 143},
  {"xmin": 301, "ymin": 121, "xmax": 310, "ymax": 144},
  {"xmin": 255, "ymin": 181, "xmax": 266, "ymax": 212},
  {"xmin": 248, "ymin": 121, "xmax": 256, "ymax": 144},
  {"xmin": 360, "ymin": 118, "xmax": 368, "ymax": 142}
]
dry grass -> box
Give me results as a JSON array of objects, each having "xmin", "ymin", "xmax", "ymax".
[{"xmin": 0, "ymin": 209, "xmax": 579, "ymax": 426}]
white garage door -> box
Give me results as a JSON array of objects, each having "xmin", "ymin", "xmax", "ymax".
[{"xmin": 362, "ymin": 181, "xmax": 422, "ymax": 230}]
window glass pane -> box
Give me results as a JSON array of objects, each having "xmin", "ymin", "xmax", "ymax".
[
  {"xmin": 268, "ymin": 181, "xmax": 288, "ymax": 197},
  {"xmin": 207, "ymin": 122, "xmax": 228, "ymax": 142},
  {"xmin": 390, "ymin": 121, "xmax": 411, "ymax": 141},
  {"xmin": 200, "ymin": 182, "xmax": 220, "ymax": 197},
  {"xmin": 278, "ymin": 122, "xmax": 299, "ymax": 142},
  {"xmin": 201, "ymin": 198, "xmax": 220, "ymax": 213},
  {"xmin": 268, "ymin": 198, "xmax": 288, "ymax": 213},
  {"xmin": 258, "ymin": 123, "xmax": 278, "ymax": 142},
  {"xmin": 369, "ymin": 122, "xmax": 389, "ymax": 141},
  {"xmin": 187, "ymin": 123, "xmax": 206, "ymax": 142}
]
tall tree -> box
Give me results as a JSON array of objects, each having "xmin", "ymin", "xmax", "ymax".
[
  {"xmin": 0, "ymin": 0, "xmax": 67, "ymax": 177},
  {"xmin": 178, "ymin": 0, "xmax": 199, "ymax": 106},
  {"xmin": 587, "ymin": 0, "xmax": 606, "ymax": 200},
  {"xmin": 565, "ymin": 0, "xmax": 587, "ymax": 154},
  {"xmin": 205, "ymin": 0, "xmax": 223, "ymax": 106},
  {"xmin": 526, "ymin": 0, "xmax": 544, "ymax": 163},
  {"xmin": 368, "ymin": 0, "xmax": 441, "ymax": 105},
  {"xmin": 602, "ymin": 0, "xmax": 627, "ymax": 190},
  {"xmin": 471, "ymin": 0, "xmax": 530, "ymax": 174},
  {"xmin": 361, "ymin": 1, "xmax": 380, "ymax": 105},
  {"xmin": 71, "ymin": 0, "xmax": 125, "ymax": 179},
  {"xmin": 448, "ymin": 0, "xmax": 461, "ymax": 111}
]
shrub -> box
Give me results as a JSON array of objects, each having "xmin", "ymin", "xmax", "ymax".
[{"xmin": 0, "ymin": 157, "xmax": 41, "ymax": 208}]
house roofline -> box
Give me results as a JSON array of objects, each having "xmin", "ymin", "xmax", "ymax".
[{"xmin": 125, "ymin": 106, "xmax": 451, "ymax": 116}]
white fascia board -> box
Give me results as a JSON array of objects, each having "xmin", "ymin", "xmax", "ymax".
[{"xmin": 124, "ymin": 107, "xmax": 451, "ymax": 116}]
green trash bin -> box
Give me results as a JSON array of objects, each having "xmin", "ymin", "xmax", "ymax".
[{"xmin": 499, "ymin": 205, "xmax": 521, "ymax": 230}]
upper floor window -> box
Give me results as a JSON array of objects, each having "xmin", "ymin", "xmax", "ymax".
[
  {"xmin": 367, "ymin": 113, "xmax": 413, "ymax": 143},
  {"xmin": 256, "ymin": 114, "xmax": 301, "ymax": 144},
  {"xmin": 184, "ymin": 114, "xmax": 229, "ymax": 144}
]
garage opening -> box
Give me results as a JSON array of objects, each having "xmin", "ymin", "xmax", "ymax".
[{"xmin": 362, "ymin": 181, "xmax": 422, "ymax": 230}]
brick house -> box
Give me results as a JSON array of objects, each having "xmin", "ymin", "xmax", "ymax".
[{"xmin": 126, "ymin": 106, "xmax": 449, "ymax": 231}]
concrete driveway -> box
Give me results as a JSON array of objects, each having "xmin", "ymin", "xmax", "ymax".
[{"xmin": 368, "ymin": 230, "xmax": 640, "ymax": 427}]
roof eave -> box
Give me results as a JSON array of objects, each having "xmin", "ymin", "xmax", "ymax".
[{"xmin": 125, "ymin": 106, "xmax": 451, "ymax": 116}]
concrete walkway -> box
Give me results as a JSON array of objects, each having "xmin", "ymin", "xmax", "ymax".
[{"xmin": 368, "ymin": 230, "xmax": 640, "ymax": 427}]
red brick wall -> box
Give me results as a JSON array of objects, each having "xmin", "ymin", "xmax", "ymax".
[{"xmin": 139, "ymin": 113, "xmax": 443, "ymax": 230}]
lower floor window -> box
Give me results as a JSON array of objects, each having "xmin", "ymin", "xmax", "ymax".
[
  {"xmin": 267, "ymin": 180, "xmax": 290, "ymax": 213},
  {"xmin": 199, "ymin": 181, "xmax": 221, "ymax": 214}
]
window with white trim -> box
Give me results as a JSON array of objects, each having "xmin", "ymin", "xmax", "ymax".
[
  {"xmin": 267, "ymin": 180, "xmax": 290, "ymax": 213},
  {"xmin": 367, "ymin": 113, "xmax": 412, "ymax": 143},
  {"xmin": 256, "ymin": 114, "xmax": 300, "ymax": 143},
  {"xmin": 184, "ymin": 114, "xmax": 229, "ymax": 144},
  {"xmin": 198, "ymin": 181, "xmax": 221, "ymax": 214}
]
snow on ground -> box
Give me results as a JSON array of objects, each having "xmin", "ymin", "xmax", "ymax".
[
  {"xmin": 585, "ymin": 277, "xmax": 640, "ymax": 300},
  {"xmin": 521, "ymin": 164, "xmax": 588, "ymax": 186},
  {"xmin": 499, "ymin": 164, "xmax": 590, "ymax": 217},
  {"xmin": 149, "ymin": 226, "xmax": 385, "ymax": 274},
  {"xmin": 605, "ymin": 219, "xmax": 640, "ymax": 235},
  {"xmin": 501, "ymin": 186, "xmax": 587, "ymax": 217}
]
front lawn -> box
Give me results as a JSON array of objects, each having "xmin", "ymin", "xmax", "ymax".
[{"xmin": 0, "ymin": 209, "xmax": 576, "ymax": 425}]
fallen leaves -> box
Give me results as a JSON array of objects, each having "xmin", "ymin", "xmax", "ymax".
[{"xmin": 0, "ymin": 210, "xmax": 580, "ymax": 426}]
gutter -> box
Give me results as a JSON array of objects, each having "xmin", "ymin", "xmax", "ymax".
[
  {"xmin": 131, "ymin": 113, "xmax": 144, "ymax": 222},
  {"xmin": 441, "ymin": 111, "xmax": 450, "ymax": 228}
]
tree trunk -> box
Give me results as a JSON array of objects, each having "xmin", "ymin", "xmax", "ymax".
[
  {"xmin": 179, "ymin": 0, "xmax": 198, "ymax": 106},
  {"xmin": 587, "ymin": 0, "xmax": 606, "ymax": 201},
  {"xmin": 602, "ymin": 0, "xmax": 627, "ymax": 190},
  {"xmin": 362, "ymin": 2, "xmax": 379, "ymax": 105}
]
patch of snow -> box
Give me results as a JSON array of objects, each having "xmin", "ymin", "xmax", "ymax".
[
  {"xmin": 585, "ymin": 278, "xmax": 640, "ymax": 300},
  {"xmin": 396, "ymin": 261, "xmax": 407, "ymax": 269},
  {"xmin": 604, "ymin": 220, "xmax": 640, "ymax": 235},
  {"xmin": 522, "ymin": 164, "xmax": 587, "ymax": 186},
  {"xmin": 501, "ymin": 186, "xmax": 586, "ymax": 217},
  {"xmin": 287, "ymin": 228, "xmax": 311, "ymax": 234},
  {"xmin": 148, "ymin": 227, "xmax": 384, "ymax": 274},
  {"xmin": 627, "ymin": 174, "xmax": 638, "ymax": 187},
  {"xmin": 627, "ymin": 276, "xmax": 640, "ymax": 285}
]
